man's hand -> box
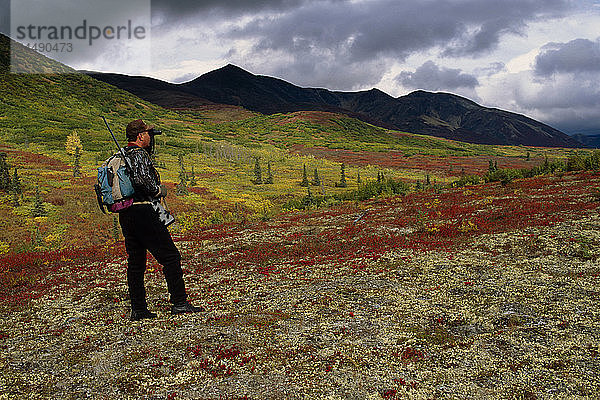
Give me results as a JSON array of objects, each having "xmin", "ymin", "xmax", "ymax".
[{"xmin": 158, "ymin": 184, "xmax": 168, "ymax": 198}]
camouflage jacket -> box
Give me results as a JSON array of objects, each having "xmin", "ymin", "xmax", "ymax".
[{"xmin": 124, "ymin": 145, "xmax": 160, "ymax": 202}]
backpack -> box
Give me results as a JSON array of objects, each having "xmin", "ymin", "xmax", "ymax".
[{"xmin": 93, "ymin": 149, "xmax": 135, "ymax": 213}]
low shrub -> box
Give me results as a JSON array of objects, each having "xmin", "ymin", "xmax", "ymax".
[
  {"xmin": 485, "ymin": 169, "xmax": 523, "ymax": 186},
  {"xmin": 337, "ymin": 178, "xmax": 410, "ymax": 201},
  {"xmin": 283, "ymin": 178, "xmax": 410, "ymax": 210},
  {"xmin": 451, "ymin": 175, "xmax": 483, "ymax": 188},
  {"xmin": 566, "ymin": 151, "xmax": 600, "ymax": 172}
]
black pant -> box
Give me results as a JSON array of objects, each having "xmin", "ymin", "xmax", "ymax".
[{"xmin": 119, "ymin": 204, "xmax": 187, "ymax": 311}]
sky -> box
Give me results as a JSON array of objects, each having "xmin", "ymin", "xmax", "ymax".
[{"xmin": 2, "ymin": 0, "xmax": 600, "ymax": 135}]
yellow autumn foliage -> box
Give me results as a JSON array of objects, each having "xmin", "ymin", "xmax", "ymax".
[
  {"xmin": 65, "ymin": 130, "xmax": 83, "ymax": 156},
  {"xmin": 0, "ymin": 240, "xmax": 9, "ymax": 255}
]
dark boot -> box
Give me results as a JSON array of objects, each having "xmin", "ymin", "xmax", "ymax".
[
  {"xmin": 171, "ymin": 301, "xmax": 204, "ymax": 315},
  {"xmin": 130, "ymin": 309, "xmax": 157, "ymax": 321}
]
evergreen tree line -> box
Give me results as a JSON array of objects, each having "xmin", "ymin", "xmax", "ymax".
[
  {"xmin": 414, "ymin": 174, "xmax": 437, "ymax": 191},
  {"xmin": 0, "ymin": 153, "xmax": 23, "ymax": 207},
  {"xmin": 300, "ymin": 163, "xmax": 348, "ymax": 188},
  {"xmin": 284, "ymin": 173, "xmax": 411, "ymax": 210},
  {"xmin": 251, "ymin": 157, "xmax": 273, "ymax": 185},
  {"xmin": 453, "ymin": 152, "xmax": 600, "ymax": 188},
  {"xmin": 0, "ymin": 152, "xmax": 47, "ymax": 215}
]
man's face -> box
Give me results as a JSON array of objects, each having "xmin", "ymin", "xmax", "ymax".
[{"xmin": 138, "ymin": 131, "xmax": 151, "ymax": 148}]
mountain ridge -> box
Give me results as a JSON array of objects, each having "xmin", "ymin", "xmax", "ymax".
[{"xmin": 85, "ymin": 64, "xmax": 583, "ymax": 148}]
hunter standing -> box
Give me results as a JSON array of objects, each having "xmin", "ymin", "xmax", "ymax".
[{"xmin": 120, "ymin": 119, "xmax": 201, "ymax": 321}]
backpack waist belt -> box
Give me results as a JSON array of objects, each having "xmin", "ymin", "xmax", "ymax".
[{"xmin": 132, "ymin": 201, "xmax": 153, "ymax": 206}]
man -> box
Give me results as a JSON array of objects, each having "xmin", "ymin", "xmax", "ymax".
[{"xmin": 120, "ymin": 119, "xmax": 201, "ymax": 321}]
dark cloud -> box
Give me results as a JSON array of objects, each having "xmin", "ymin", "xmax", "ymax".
[
  {"xmin": 150, "ymin": 0, "xmax": 337, "ymax": 26},
  {"xmin": 521, "ymin": 37, "xmax": 600, "ymax": 134},
  {"xmin": 488, "ymin": 70, "xmax": 600, "ymax": 135},
  {"xmin": 397, "ymin": 61, "xmax": 479, "ymax": 91},
  {"xmin": 152, "ymin": 0, "xmax": 302, "ymax": 16},
  {"xmin": 0, "ymin": 0, "xmax": 9, "ymax": 35},
  {"xmin": 218, "ymin": 0, "xmax": 569, "ymax": 89},
  {"xmin": 442, "ymin": 19, "xmax": 521, "ymax": 57},
  {"xmin": 226, "ymin": 0, "xmax": 570, "ymax": 59},
  {"xmin": 534, "ymin": 38, "xmax": 600, "ymax": 76}
]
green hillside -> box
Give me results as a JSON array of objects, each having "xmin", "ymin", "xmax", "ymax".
[
  {"xmin": 2, "ymin": 33, "xmax": 571, "ymax": 163},
  {"xmin": 0, "ymin": 35, "xmax": 200, "ymax": 153}
]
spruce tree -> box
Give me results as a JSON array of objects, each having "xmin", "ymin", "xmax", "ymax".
[
  {"xmin": 0, "ymin": 153, "xmax": 10, "ymax": 191},
  {"xmin": 340, "ymin": 163, "xmax": 347, "ymax": 187},
  {"xmin": 33, "ymin": 226, "xmax": 42, "ymax": 247},
  {"xmin": 336, "ymin": 163, "xmax": 347, "ymax": 188},
  {"xmin": 264, "ymin": 161, "xmax": 274, "ymax": 184},
  {"xmin": 12, "ymin": 168, "xmax": 21, "ymax": 195},
  {"xmin": 176, "ymin": 179, "xmax": 188, "ymax": 196},
  {"xmin": 357, "ymin": 171, "xmax": 361, "ymax": 185},
  {"xmin": 32, "ymin": 186, "xmax": 47, "ymax": 217},
  {"xmin": 178, "ymin": 168, "xmax": 188, "ymax": 186},
  {"xmin": 178, "ymin": 153, "xmax": 186, "ymax": 174},
  {"xmin": 189, "ymin": 165, "xmax": 197, "ymax": 186},
  {"xmin": 300, "ymin": 164, "xmax": 309, "ymax": 187},
  {"xmin": 73, "ymin": 147, "xmax": 81, "ymax": 177},
  {"xmin": 312, "ymin": 168, "xmax": 321, "ymax": 186},
  {"xmin": 252, "ymin": 157, "xmax": 262, "ymax": 184},
  {"xmin": 12, "ymin": 191, "xmax": 19, "ymax": 207}
]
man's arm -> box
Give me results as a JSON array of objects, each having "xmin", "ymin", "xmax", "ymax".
[{"xmin": 127, "ymin": 148, "xmax": 160, "ymax": 197}]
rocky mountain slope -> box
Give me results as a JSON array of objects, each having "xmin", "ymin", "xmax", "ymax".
[{"xmin": 86, "ymin": 64, "xmax": 583, "ymax": 148}]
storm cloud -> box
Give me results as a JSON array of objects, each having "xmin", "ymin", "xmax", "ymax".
[
  {"xmin": 0, "ymin": 0, "xmax": 9, "ymax": 35},
  {"xmin": 492, "ymin": 37, "xmax": 600, "ymax": 134},
  {"xmin": 225, "ymin": 0, "xmax": 570, "ymax": 61},
  {"xmin": 211, "ymin": 0, "xmax": 571, "ymax": 89},
  {"xmin": 151, "ymin": 0, "xmax": 325, "ymax": 20},
  {"xmin": 534, "ymin": 38, "xmax": 600, "ymax": 76},
  {"xmin": 480, "ymin": 62, "xmax": 600, "ymax": 136},
  {"xmin": 397, "ymin": 61, "xmax": 479, "ymax": 91}
]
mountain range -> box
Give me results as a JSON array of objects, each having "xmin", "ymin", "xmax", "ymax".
[
  {"xmin": 571, "ymin": 133, "xmax": 600, "ymax": 149},
  {"xmin": 85, "ymin": 64, "xmax": 584, "ymax": 148}
]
